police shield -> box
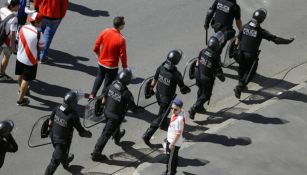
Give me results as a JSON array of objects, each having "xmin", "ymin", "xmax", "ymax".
[
  {"xmin": 222, "ymin": 37, "xmax": 237, "ymax": 68},
  {"xmin": 136, "ymin": 76, "xmax": 158, "ymax": 108},
  {"xmin": 182, "ymin": 57, "xmax": 198, "ymax": 87},
  {"xmin": 83, "ymin": 95, "xmax": 106, "ymax": 128},
  {"xmin": 28, "ymin": 115, "xmax": 52, "ymax": 148}
]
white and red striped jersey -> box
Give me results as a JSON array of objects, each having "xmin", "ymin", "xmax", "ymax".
[{"xmin": 17, "ymin": 25, "xmax": 44, "ymax": 66}]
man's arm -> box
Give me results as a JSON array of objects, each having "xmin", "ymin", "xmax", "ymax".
[
  {"xmin": 234, "ymin": 5, "xmax": 242, "ymax": 30},
  {"xmin": 60, "ymin": 0, "xmax": 69, "ymax": 18},
  {"xmin": 5, "ymin": 134, "xmax": 18, "ymax": 153},
  {"xmin": 204, "ymin": 1, "xmax": 218, "ymax": 30},
  {"xmin": 262, "ymin": 29, "xmax": 294, "ymax": 44},
  {"xmin": 119, "ymin": 39, "xmax": 128, "ymax": 69},
  {"xmin": 93, "ymin": 31, "xmax": 104, "ymax": 56},
  {"xmin": 8, "ymin": 17, "xmax": 18, "ymax": 52},
  {"xmin": 38, "ymin": 32, "xmax": 45, "ymax": 51}
]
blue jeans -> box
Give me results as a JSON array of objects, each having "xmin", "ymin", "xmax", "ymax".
[{"xmin": 40, "ymin": 18, "xmax": 62, "ymax": 61}]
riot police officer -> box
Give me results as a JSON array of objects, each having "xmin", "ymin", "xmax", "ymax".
[
  {"xmin": 142, "ymin": 49, "xmax": 191, "ymax": 146},
  {"xmin": 233, "ymin": 8, "xmax": 294, "ymax": 99},
  {"xmin": 45, "ymin": 91, "xmax": 92, "ymax": 175},
  {"xmin": 204, "ymin": 0, "xmax": 242, "ymax": 54},
  {"xmin": 0, "ymin": 120, "xmax": 18, "ymax": 168},
  {"xmin": 91, "ymin": 69, "xmax": 138, "ymax": 161},
  {"xmin": 189, "ymin": 32, "xmax": 225, "ymax": 120}
]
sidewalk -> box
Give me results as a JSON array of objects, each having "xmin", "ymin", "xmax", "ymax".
[{"xmin": 135, "ymin": 83, "xmax": 307, "ymax": 175}]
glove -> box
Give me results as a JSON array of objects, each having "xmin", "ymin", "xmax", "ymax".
[
  {"xmin": 180, "ymin": 85, "xmax": 191, "ymax": 94},
  {"xmin": 204, "ymin": 24, "xmax": 209, "ymax": 30},
  {"xmin": 144, "ymin": 79, "xmax": 155, "ymax": 99},
  {"xmin": 80, "ymin": 130, "xmax": 92, "ymax": 138}
]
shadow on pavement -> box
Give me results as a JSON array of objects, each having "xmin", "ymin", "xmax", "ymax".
[
  {"xmin": 126, "ymin": 108, "xmax": 157, "ymax": 123},
  {"xmin": 185, "ymin": 133, "xmax": 251, "ymax": 146},
  {"xmin": 183, "ymin": 172, "xmax": 198, "ymax": 175},
  {"xmin": 68, "ymin": 2, "xmax": 110, "ymax": 17},
  {"xmin": 47, "ymin": 49, "xmax": 98, "ymax": 77},
  {"xmin": 130, "ymin": 77, "xmax": 145, "ymax": 85},
  {"xmin": 30, "ymin": 79, "xmax": 70, "ymax": 98},
  {"xmin": 243, "ymin": 89, "xmax": 307, "ymax": 105},
  {"xmin": 67, "ymin": 165, "xmax": 84, "ymax": 175},
  {"xmin": 195, "ymin": 111, "xmax": 289, "ymax": 125}
]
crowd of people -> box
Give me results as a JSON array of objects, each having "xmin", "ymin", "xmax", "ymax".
[{"xmin": 0, "ymin": 0, "xmax": 295, "ymax": 175}]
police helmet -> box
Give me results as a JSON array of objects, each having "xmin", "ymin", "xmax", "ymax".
[
  {"xmin": 167, "ymin": 49, "xmax": 183, "ymax": 65},
  {"xmin": 252, "ymin": 8, "xmax": 267, "ymax": 24},
  {"xmin": 118, "ymin": 69, "xmax": 132, "ymax": 85},
  {"xmin": 63, "ymin": 91, "xmax": 78, "ymax": 109},
  {"xmin": 0, "ymin": 120, "xmax": 14, "ymax": 138},
  {"xmin": 208, "ymin": 37, "xmax": 220, "ymax": 51}
]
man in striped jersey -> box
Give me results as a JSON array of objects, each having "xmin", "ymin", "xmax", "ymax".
[{"xmin": 15, "ymin": 12, "xmax": 44, "ymax": 106}]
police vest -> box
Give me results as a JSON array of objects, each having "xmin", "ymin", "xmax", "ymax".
[
  {"xmin": 198, "ymin": 49, "xmax": 216, "ymax": 78},
  {"xmin": 104, "ymin": 81, "xmax": 127, "ymax": 118},
  {"xmin": 51, "ymin": 108, "xmax": 74, "ymax": 142},
  {"xmin": 240, "ymin": 23, "xmax": 262, "ymax": 53},
  {"xmin": 157, "ymin": 65, "xmax": 177, "ymax": 97},
  {"xmin": 214, "ymin": 0, "xmax": 235, "ymax": 29}
]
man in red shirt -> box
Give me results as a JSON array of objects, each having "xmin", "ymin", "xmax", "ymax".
[
  {"xmin": 34, "ymin": 0, "xmax": 68, "ymax": 63},
  {"xmin": 89, "ymin": 16, "xmax": 128, "ymax": 99}
]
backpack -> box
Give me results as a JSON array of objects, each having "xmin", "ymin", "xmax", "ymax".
[{"xmin": 0, "ymin": 14, "xmax": 16, "ymax": 46}]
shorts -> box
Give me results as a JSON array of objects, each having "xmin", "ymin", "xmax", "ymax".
[
  {"xmin": 0, "ymin": 46, "xmax": 12, "ymax": 58},
  {"xmin": 15, "ymin": 59, "xmax": 37, "ymax": 81}
]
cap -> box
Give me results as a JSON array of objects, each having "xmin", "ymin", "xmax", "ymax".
[
  {"xmin": 7, "ymin": 0, "xmax": 20, "ymax": 6},
  {"xmin": 173, "ymin": 98, "xmax": 183, "ymax": 108},
  {"xmin": 113, "ymin": 16, "xmax": 125, "ymax": 28},
  {"xmin": 28, "ymin": 12, "xmax": 43, "ymax": 22}
]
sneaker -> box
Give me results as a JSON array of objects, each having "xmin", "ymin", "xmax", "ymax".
[
  {"xmin": 0, "ymin": 74, "xmax": 13, "ymax": 81},
  {"xmin": 62, "ymin": 154, "xmax": 74, "ymax": 169},
  {"xmin": 39, "ymin": 57, "xmax": 50, "ymax": 64},
  {"xmin": 16, "ymin": 98, "xmax": 30, "ymax": 106},
  {"xmin": 91, "ymin": 153, "xmax": 107, "ymax": 162}
]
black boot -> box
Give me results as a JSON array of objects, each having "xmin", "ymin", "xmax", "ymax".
[
  {"xmin": 197, "ymin": 106, "xmax": 206, "ymax": 114},
  {"xmin": 234, "ymin": 85, "xmax": 242, "ymax": 99},
  {"xmin": 62, "ymin": 153, "xmax": 74, "ymax": 169},
  {"xmin": 142, "ymin": 127, "xmax": 157, "ymax": 146},
  {"xmin": 113, "ymin": 129, "xmax": 125, "ymax": 145},
  {"xmin": 188, "ymin": 106, "xmax": 197, "ymax": 120},
  {"xmin": 91, "ymin": 153, "xmax": 107, "ymax": 162}
]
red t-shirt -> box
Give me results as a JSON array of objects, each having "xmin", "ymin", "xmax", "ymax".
[
  {"xmin": 34, "ymin": 0, "xmax": 68, "ymax": 19},
  {"xmin": 93, "ymin": 28, "xmax": 127, "ymax": 69}
]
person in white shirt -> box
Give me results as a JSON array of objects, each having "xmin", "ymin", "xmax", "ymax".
[
  {"xmin": 164, "ymin": 98, "xmax": 186, "ymax": 175},
  {"xmin": 15, "ymin": 12, "xmax": 44, "ymax": 106},
  {"xmin": 0, "ymin": 0, "xmax": 19, "ymax": 81}
]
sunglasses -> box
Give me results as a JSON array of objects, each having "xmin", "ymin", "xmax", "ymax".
[{"xmin": 171, "ymin": 107, "xmax": 180, "ymax": 112}]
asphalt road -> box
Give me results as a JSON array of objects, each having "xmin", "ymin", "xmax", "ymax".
[{"xmin": 0, "ymin": 0, "xmax": 306, "ymax": 175}]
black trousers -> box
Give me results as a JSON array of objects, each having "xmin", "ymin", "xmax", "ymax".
[
  {"xmin": 193, "ymin": 77, "xmax": 214, "ymax": 110},
  {"xmin": 165, "ymin": 141, "xmax": 180, "ymax": 175},
  {"xmin": 93, "ymin": 118, "xmax": 121, "ymax": 155},
  {"xmin": 237, "ymin": 52, "xmax": 258, "ymax": 87},
  {"xmin": 44, "ymin": 142, "xmax": 70, "ymax": 175},
  {"xmin": 150, "ymin": 101, "xmax": 171, "ymax": 129},
  {"xmin": 91, "ymin": 65, "xmax": 118, "ymax": 96}
]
